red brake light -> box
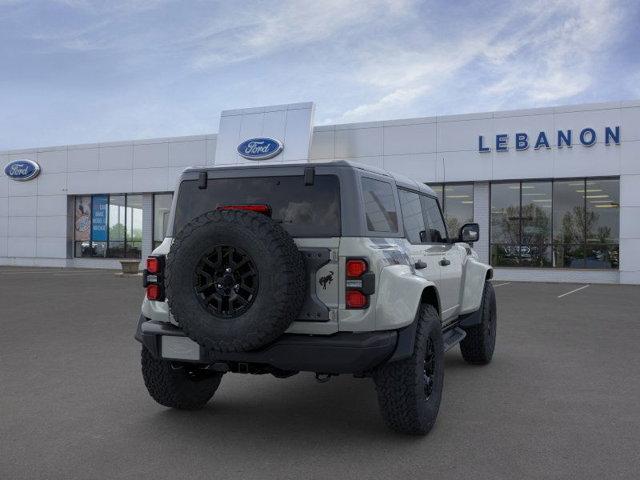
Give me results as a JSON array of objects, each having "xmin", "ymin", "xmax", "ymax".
[
  {"xmin": 218, "ymin": 204, "xmax": 271, "ymax": 215},
  {"xmin": 346, "ymin": 290, "xmax": 367, "ymax": 309},
  {"xmin": 146, "ymin": 284, "xmax": 160, "ymax": 301},
  {"xmin": 147, "ymin": 257, "xmax": 160, "ymax": 274},
  {"xmin": 346, "ymin": 259, "xmax": 368, "ymax": 278}
]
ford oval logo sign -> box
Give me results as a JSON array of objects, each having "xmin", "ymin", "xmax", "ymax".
[
  {"xmin": 237, "ymin": 137, "xmax": 283, "ymax": 160},
  {"xmin": 4, "ymin": 159, "xmax": 41, "ymax": 181}
]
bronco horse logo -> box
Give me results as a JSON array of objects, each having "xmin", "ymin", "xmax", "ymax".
[{"xmin": 319, "ymin": 271, "xmax": 334, "ymax": 290}]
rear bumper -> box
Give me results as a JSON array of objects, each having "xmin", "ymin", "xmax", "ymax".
[{"xmin": 135, "ymin": 315, "xmax": 398, "ymax": 375}]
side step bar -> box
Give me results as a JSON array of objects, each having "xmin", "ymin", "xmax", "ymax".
[{"xmin": 442, "ymin": 327, "xmax": 466, "ymax": 352}]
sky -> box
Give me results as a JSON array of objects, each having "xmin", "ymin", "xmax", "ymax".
[{"xmin": 1, "ymin": 0, "xmax": 639, "ymax": 150}]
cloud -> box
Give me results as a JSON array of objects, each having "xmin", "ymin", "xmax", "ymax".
[
  {"xmin": 481, "ymin": 0, "xmax": 622, "ymax": 104},
  {"xmin": 335, "ymin": 0, "xmax": 626, "ymax": 122},
  {"xmin": 0, "ymin": 0, "xmax": 635, "ymax": 149},
  {"xmin": 190, "ymin": 0, "xmax": 414, "ymax": 70}
]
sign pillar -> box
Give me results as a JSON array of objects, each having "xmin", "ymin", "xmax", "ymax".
[{"xmin": 212, "ymin": 102, "xmax": 315, "ymax": 166}]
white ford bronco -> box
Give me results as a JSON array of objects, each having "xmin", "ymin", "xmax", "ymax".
[{"xmin": 136, "ymin": 161, "xmax": 496, "ymax": 435}]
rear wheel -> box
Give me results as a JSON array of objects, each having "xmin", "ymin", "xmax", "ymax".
[
  {"xmin": 460, "ymin": 281, "xmax": 497, "ymax": 365},
  {"xmin": 141, "ymin": 347, "xmax": 223, "ymax": 410},
  {"xmin": 373, "ymin": 304, "xmax": 444, "ymax": 435}
]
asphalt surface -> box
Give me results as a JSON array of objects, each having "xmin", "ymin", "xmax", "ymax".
[{"xmin": 1, "ymin": 268, "xmax": 639, "ymax": 480}]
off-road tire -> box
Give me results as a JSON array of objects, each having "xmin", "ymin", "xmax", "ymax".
[
  {"xmin": 460, "ymin": 281, "xmax": 496, "ymax": 365},
  {"xmin": 141, "ymin": 347, "xmax": 223, "ymax": 410},
  {"xmin": 166, "ymin": 210, "xmax": 306, "ymax": 353},
  {"xmin": 373, "ymin": 304, "xmax": 444, "ymax": 435}
]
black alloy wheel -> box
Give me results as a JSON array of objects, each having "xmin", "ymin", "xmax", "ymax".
[
  {"xmin": 423, "ymin": 337, "xmax": 436, "ymax": 399},
  {"xmin": 166, "ymin": 209, "xmax": 306, "ymax": 352},
  {"xmin": 193, "ymin": 245, "xmax": 258, "ymax": 318}
]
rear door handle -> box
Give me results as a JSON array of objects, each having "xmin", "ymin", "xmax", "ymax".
[
  {"xmin": 414, "ymin": 260, "xmax": 427, "ymax": 270},
  {"xmin": 439, "ymin": 258, "xmax": 451, "ymax": 266}
]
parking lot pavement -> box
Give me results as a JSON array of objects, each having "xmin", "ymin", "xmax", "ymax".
[{"xmin": 1, "ymin": 267, "xmax": 640, "ymax": 480}]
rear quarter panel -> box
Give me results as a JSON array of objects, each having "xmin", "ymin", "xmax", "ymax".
[{"xmin": 337, "ymin": 237, "xmax": 434, "ymax": 332}]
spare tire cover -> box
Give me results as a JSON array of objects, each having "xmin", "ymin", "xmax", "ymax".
[{"xmin": 166, "ymin": 210, "xmax": 306, "ymax": 353}]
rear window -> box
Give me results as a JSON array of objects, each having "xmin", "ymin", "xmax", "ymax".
[{"xmin": 173, "ymin": 175, "xmax": 341, "ymax": 237}]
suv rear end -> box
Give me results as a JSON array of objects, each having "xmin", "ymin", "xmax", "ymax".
[
  {"xmin": 135, "ymin": 160, "xmax": 496, "ymax": 435},
  {"xmin": 138, "ymin": 162, "xmax": 405, "ymax": 374}
]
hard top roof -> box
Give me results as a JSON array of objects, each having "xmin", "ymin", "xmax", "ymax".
[{"xmin": 183, "ymin": 160, "xmax": 436, "ymax": 197}]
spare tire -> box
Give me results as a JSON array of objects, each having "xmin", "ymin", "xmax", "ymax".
[{"xmin": 165, "ymin": 210, "xmax": 306, "ymax": 353}]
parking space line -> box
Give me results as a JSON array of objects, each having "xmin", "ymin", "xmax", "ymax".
[
  {"xmin": 492, "ymin": 282, "xmax": 511, "ymax": 287},
  {"xmin": 51, "ymin": 272, "xmax": 118, "ymax": 276},
  {"xmin": 557, "ymin": 284, "xmax": 590, "ymax": 298}
]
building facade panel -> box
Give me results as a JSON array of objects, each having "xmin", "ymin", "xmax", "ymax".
[
  {"xmin": 168, "ymin": 139, "xmax": 206, "ymax": 167},
  {"xmin": 68, "ymin": 147, "xmax": 99, "ymax": 172},
  {"xmin": 383, "ymin": 123, "xmax": 437, "ymax": 155},
  {"xmin": 7, "ymin": 236, "xmax": 36, "ymax": 257},
  {"xmin": 99, "ymin": 144, "xmax": 133, "ymax": 171},
  {"xmin": 133, "ymin": 142, "xmax": 169, "ymax": 169},
  {"xmin": 0, "ymin": 215, "xmax": 7, "ymax": 237},
  {"xmin": 334, "ymin": 126, "xmax": 383, "ymax": 158},
  {"xmin": 309, "ymin": 130, "xmax": 334, "ymax": 160},
  {"xmin": 36, "ymin": 215, "xmax": 67, "ymax": 238},
  {"xmin": 621, "ymin": 141, "xmax": 640, "ymax": 175},
  {"xmin": 37, "ymin": 172, "xmax": 67, "ymax": 196},
  {"xmin": 382, "ymin": 153, "xmax": 438, "ymax": 182},
  {"xmin": 8, "ymin": 216, "xmax": 36, "ymax": 237},
  {"xmin": 36, "ymin": 148, "xmax": 68, "ymax": 174},
  {"xmin": 8, "ymin": 196, "xmax": 37, "ymax": 217},
  {"xmin": 0, "ymin": 100, "xmax": 637, "ymax": 283},
  {"xmin": 36, "ymin": 194, "xmax": 69, "ymax": 217},
  {"xmin": 36, "ymin": 237, "xmax": 67, "ymax": 258}
]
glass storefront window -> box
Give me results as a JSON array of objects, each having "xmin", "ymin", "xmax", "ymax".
[
  {"xmin": 490, "ymin": 183, "xmax": 520, "ymax": 266},
  {"xmin": 520, "ymin": 181, "xmax": 552, "ymax": 267},
  {"xmin": 108, "ymin": 195, "xmax": 126, "ymax": 258},
  {"xmin": 585, "ymin": 178, "xmax": 619, "ymax": 269},
  {"xmin": 73, "ymin": 193, "xmax": 143, "ymax": 259},
  {"xmin": 153, "ymin": 193, "xmax": 173, "ymax": 249},
  {"xmin": 429, "ymin": 183, "xmax": 474, "ymax": 237},
  {"xmin": 553, "ymin": 180, "xmax": 586, "ymax": 267},
  {"xmin": 126, "ymin": 195, "xmax": 143, "ymax": 258},
  {"xmin": 492, "ymin": 178, "xmax": 619, "ymax": 269}
]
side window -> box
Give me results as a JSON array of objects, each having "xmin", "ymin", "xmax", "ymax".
[
  {"xmin": 421, "ymin": 195, "xmax": 448, "ymax": 243},
  {"xmin": 399, "ymin": 189, "xmax": 427, "ymax": 244},
  {"xmin": 361, "ymin": 177, "xmax": 398, "ymax": 233}
]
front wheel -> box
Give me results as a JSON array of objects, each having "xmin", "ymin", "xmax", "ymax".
[
  {"xmin": 460, "ymin": 281, "xmax": 497, "ymax": 365},
  {"xmin": 141, "ymin": 347, "xmax": 223, "ymax": 410},
  {"xmin": 373, "ymin": 304, "xmax": 444, "ymax": 435}
]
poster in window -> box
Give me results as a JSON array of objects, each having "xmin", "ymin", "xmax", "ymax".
[
  {"xmin": 91, "ymin": 195, "xmax": 108, "ymax": 242},
  {"xmin": 74, "ymin": 196, "xmax": 91, "ymax": 241}
]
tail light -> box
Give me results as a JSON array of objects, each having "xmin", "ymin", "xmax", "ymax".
[
  {"xmin": 346, "ymin": 290, "xmax": 368, "ymax": 309},
  {"xmin": 146, "ymin": 284, "xmax": 161, "ymax": 301},
  {"xmin": 346, "ymin": 259, "xmax": 367, "ymax": 278},
  {"xmin": 143, "ymin": 255, "xmax": 165, "ymax": 301},
  {"xmin": 217, "ymin": 204, "xmax": 271, "ymax": 216},
  {"xmin": 146, "ymin": 257, "xmax": 160, "ymax": 274},
  {"xmin": 345, "ymin": 258, "xmax": 375, "ymax": 309}
]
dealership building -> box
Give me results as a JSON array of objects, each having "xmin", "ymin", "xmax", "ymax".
[{"xmin": 1, "ymin": 100, "xmax": 639, "ymax": 284}]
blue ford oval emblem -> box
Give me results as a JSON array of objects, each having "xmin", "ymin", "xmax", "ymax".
[
  {"xmin": 4, "ymin": 159, "xmax": 41, "ymax": 181},
  {"xmin": 237, "ymin": 137, "xmax": 283, "ymax": 160}
]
